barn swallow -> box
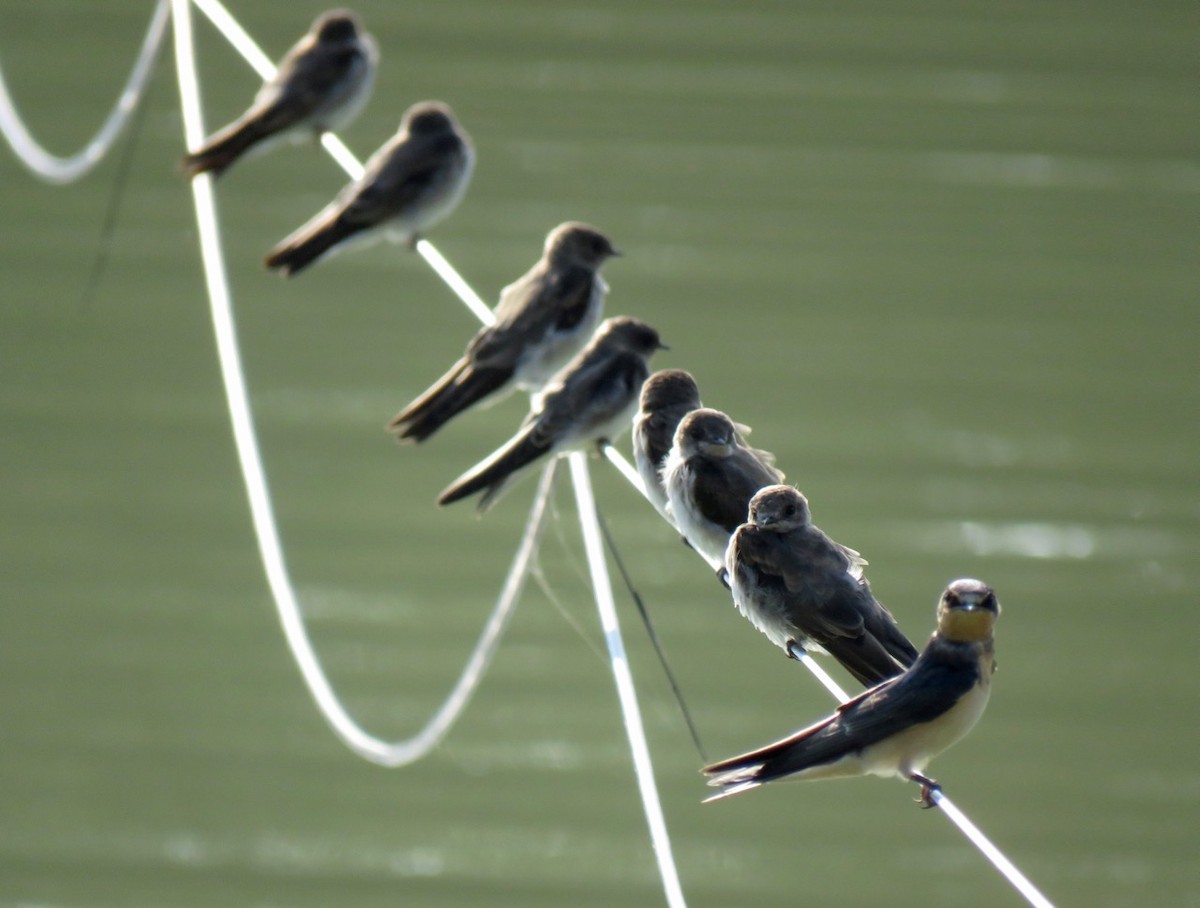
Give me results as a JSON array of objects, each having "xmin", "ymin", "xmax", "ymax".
[
  {"xmin": 182, "ymin": 10, "xmax": 377, "ymax": 178},
  {"xmin": 437, "ymin": 317, "xmax": 666, "ymax": 510},
  {"xmin": 703, "ymin": 578, "xmax": 1000, "ymax": 804},
  {"xmin": 387, "ymin": 222, "xmax": 619, "ymax": 442},
  {"xmin": 662, "ymin": 408, "xmax": 783, "ymax": 570},
  {"xmin": 264, "ymin": 100, "xmax": 473, "ymax": 276},
  {"xmin": 725, "ymin": 484, "xmax": 919, "ymax": 685}
]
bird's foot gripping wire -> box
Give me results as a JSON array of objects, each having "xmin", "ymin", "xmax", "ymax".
[{"xmin": 909, "ymin": 772, "xmax": 943, "ymax": 809}]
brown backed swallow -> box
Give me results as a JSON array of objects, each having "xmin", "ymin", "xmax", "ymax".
[
  {"xmin": 264, "ymin": 100, "xmax": 473, "ymax": 276},
  {"xmin": 662, "ymin": 408, "xmax": 783, "ymax": 570},
  {"xmin": 703, "ymin": 578, "xmax": 1000, "ymax": 804},
  {"xmin": 632, "ymin": 369, "xmax": 703, "ymax": 519},
  {"xmin": 182, "ymin": 10, "xmax": 377, "ymax": 179},
  {"xmin": 437, "ymin": 317, "xmax": 666, "ymax": 510},
  {"xmin": 387, "ymin": 222, "xmax": 619, "ymax": 443},
  {"xmin": 725, "ymin": 484, "xmax": 919, "ymax": 686}
]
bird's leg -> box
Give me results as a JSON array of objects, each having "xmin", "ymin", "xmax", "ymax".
[
  {"xmin": 405, "ymin": 232, "xmax": 421, "ymax": 250},
  {"xmin": 908, "ymin": 772, "xmax": 942, "ymax": 809},
  {"xmin": 786, "ymin": 640, "xmax": 808, "ymax": 662},
  {"xmin": 716, "ymin": 566, "xmax": 731, "ymax": 590}
]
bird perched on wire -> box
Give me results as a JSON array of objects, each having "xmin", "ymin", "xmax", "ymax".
[
  {"xmin": 662, "ymin": 408, "xmax": 783, "ymax": 570},
  {"xmin": 437, "ymin": 317, "xmax": 666, "ymax": 511},
  {"xmin": 181, "ymin": 9, "xmax": 377, "ymax": 179},
  {"xmin": 703, "ymin": 578, "xmax": 1000, "ymax": 805},
  {"xmin": 387, "ymin": 222, "xmax": 620, "ymax": 443},
  {"xmin": 264, "ymin": 100, "xmax": 473, "ymax": 276},
  {"xmin": 633, "ymin": 370, "xmax": 703, "ymax": 519},
  {"xmin": 724, "ymin": 484, "xmax": 919, "ymax": 686}
]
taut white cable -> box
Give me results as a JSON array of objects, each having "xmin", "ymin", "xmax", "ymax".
[
  {"xmin": 568, "ymin": 452, "xmax": 689, "ymax": 908},
  {"xmin": 0, "ymin": 0, "xmax": 169, "ymax": 183},
  {"xmin": 926, "ymin": 790, "xmax": 1054, "ymax": 908}
]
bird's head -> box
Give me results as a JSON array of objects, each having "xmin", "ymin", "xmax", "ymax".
[
  {"xmin": 639, "ymin": 369, "xmax": 701, "ymax": 415},
  {"xmin": 594, "ymin": 316, "xmax": 667, "ymax": 356},
  {"xmin": 402, "ymin": 101, "xmax": 458, "ymax": 136},
  {"xmin": 936, "ymin": 579, "xmax": 1000, "ymax": 643},
  {"xmin": 675, "ymin": 408, "xmax": 739, "ymax": 459},
  {"xmin": 314, "ymin": 10, "xmax": 361, "ymax": 43},
  {"xmin": 545, "ymin": 222, "xmax": 621, "ymax": 269},
  {"xmin": 748, "ymin": 484, "xmax": 811, "ymax": 530}
]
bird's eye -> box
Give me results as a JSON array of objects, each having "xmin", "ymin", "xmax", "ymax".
[{"xmin": 784, "ymin": 504, "xmax": 796, "ymax": 517}]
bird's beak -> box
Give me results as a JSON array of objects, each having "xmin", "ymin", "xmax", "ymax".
[{"xmin": 705, "ymin": 437, "xmax": 733, "ymax": 456}]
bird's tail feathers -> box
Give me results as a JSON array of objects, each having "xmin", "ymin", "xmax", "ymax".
[
  {"xmin": 264, "ymin": 212, "xmax": 355, "ymax": 277},
  {"xmin": 880, "ymin": 621, "xmax": 920, "ymax": 667},
  {"xmin": 437, "ymin": 431, "xmax": 545, "ymax": 510},
  {"xmin": 702, "ymin": 775, "xmax": 764, "ymax": 803},
  {"xmin": 822, "ymin": 636, "xmax": 909, "ymax": 687},
  {"xmin": 389, "ymin": 362, "xmax": 511, "ymax": 443},
  {"xmin": 700, "ymin": 758, "xmax": 768, "ymax": 802},
  {"xmin": 181, "ymin": 117, "xmax": 265, "ymax": 178}
]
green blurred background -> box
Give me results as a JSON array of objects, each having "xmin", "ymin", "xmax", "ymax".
[{"xmin": 2, "ymin": 1, "xmax": 1197, "ymax": 905}]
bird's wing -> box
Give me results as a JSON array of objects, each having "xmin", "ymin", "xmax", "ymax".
[
  {"xmin": 528, "ymin": 351, "xmax": 643, "ymax": 448},
  {"xmin": 244, "ymin": 37, "xmax": 360, "ymax": 134},
  {"xmin": 691, "ymin": 450, "xmax": 783, "ymax": 533},
  {"xmin": 469, "ymin": 268, "xmax": 596, "ymax": 370},
  {"xmin": 704, "ymin": 655, "xmax": 976, "ymax": 777},
  {"xmin": 746, "ymin": 527, "xmax": 880, "ymax": 640},
  {"xmin": 335, "ymin": 132, "xmax": 460, "ymax": 228}
]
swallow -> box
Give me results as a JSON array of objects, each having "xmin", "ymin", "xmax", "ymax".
[
  {"xmin": 703, "ymin": 578, "xmax": 1000, "ymax": 804},
  {"xmin": 725, "ymin": 484, "xmax": 919, "ymax": 685},
  {"xmin": 437, "ymin": 317, "xmax": 666, "ymax": 511},
  {"xmin": 264, "ymin": 100, "xmax": 474, "ymax": 276},
  {"xmin": 632, "ymin": 369, "xmax": 703, "ymax": 519},
  {"xmin": 181, "ymin": 10, "xmax": 377, "ymax": 178},
  {"xmin": 386, "ymin": 222, "xmax": 620, "ymax": 442},
  {"xmin": 662, "ymin": 408, "xmax": 783, "ymax": 570}
]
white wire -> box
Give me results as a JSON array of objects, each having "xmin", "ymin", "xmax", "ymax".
[
  {"xmin": 0, "ymin": 0, "xmax": 170, "ymax": 184},
  {"xmin": 928, "ymin": 790, "xmax": 1056, "ymax": 908},
  {"xmin": 567, "ymin": 453, "xmax": 689, "ymax": 908},
  {"xmin": 602, "ymin": 444, "xmax": 650, "ymax": 497},
  {"xmin": 190, "ymin": 0, "xmax": 273, "ymax": 78},
  {"xmin": 172, "ymin": 0, "xmax": 550, "ymax": 767},
  {"xmin": 788, "ymin": 645, "xmax": 852, "ymax": 702},
  {"xmin": 415, "ymin": 238, "xmax": 495, "ymax": 325}
]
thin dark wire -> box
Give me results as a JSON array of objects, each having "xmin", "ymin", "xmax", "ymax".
[
  {"xmin": 77, "ymin": 50, "xmax": 163, "ymax": 311},
  {"xmin": 594, "ymin": 505, "xmax": 709, "ymax": 762}
]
